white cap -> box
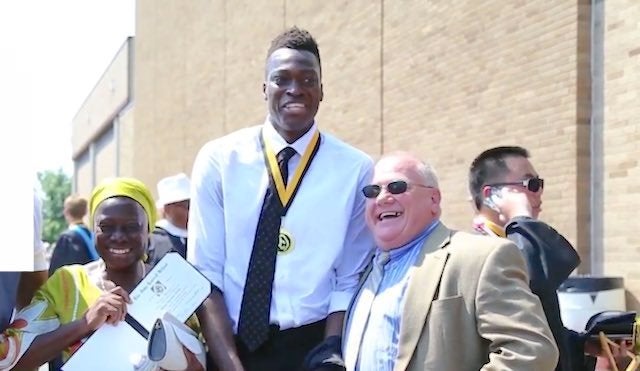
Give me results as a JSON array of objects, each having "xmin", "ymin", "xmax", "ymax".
[{"xmin": 156, "ymin": 173, "xmax": 191, "ymax": 207}]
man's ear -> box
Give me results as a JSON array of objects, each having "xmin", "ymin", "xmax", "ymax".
[
  {"xmin": 482, "ymin": 186, "xmax": 492, "ymax": 199},
  {"xmin": 320, "ymin": 83, "xmax": 324, "ymax": 102},
  {"xmin": 262, "ymin": 82, "xmax": 267, "ymax": 101},
  {"xmin": 431, "ymin": 188, "xmax": 442, "ymax": 204}
]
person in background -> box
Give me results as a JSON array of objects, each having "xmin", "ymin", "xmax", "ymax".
[
  {"xmin": 48, "ymin": 195, "xmax": 96, "ymax": 275},
  {"xmin": 468, "ymin": 145, "xmax": 592, "ymax": 370},
  {"xmin": 147, "ymin": 173, "xmax": 191, "ymax": 266}
]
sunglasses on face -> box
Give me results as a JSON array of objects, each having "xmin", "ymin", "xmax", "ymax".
[
  {"xmin": 486, "ymin": 177, "xmax": 545, "ymax": 193},
  {"xmin": 362, "ymin": 180, "xmax": 433, "ymax": 199}
]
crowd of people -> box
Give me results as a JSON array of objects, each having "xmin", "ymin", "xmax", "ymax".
[{"xmin": 0, "ymin": 27, "xmax": 633, "ymax": 371}]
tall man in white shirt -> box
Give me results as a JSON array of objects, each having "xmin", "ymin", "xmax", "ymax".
[{"xmin": 188, "ymin": 27, "xmax": 374, "ymax": 371}]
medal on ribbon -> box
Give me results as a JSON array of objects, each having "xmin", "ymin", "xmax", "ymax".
[
  {"xmin": 260, "ymin": 129, "xmax": 321, "ymax": 215},
  {"xmin": 277, "ymin": 229, "xmax": 294, "ymax": 254}
]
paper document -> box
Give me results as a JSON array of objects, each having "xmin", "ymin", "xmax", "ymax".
[
  {"xmin": 62, "ymin": 322, "xmax": 153, "ymax": 371},
  {"xmin": 127, "ymin": 253, "xmax": 211, "ymax": 331},
  {"xmin": 62, "ymin": 253, "xmax": 211, "ymax": 371}
]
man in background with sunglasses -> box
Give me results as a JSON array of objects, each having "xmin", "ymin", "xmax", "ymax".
[
  {"xmin": 468, "ymin": 146, "xmax": 590, "ymax": 371},
  {"xmin": 342, "ymin": 151, "xmax": 558, "ymax": 371}
]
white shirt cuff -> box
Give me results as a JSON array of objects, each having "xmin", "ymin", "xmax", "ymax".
[
  {"xmin": 199, "ymin": 269, "xmax": 223, "ymax": 292},
  {"xmin": 33, "ymin": 247, "xmax": 48, "ymax": 271},
  {"xmin": 329, "ymin": 290, "xmax": 355, "ymax": 313}
]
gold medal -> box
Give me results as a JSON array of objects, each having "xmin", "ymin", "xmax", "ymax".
[{"xmin": 277, "ymin": 229, "xmax": 294, "ymax": 254}]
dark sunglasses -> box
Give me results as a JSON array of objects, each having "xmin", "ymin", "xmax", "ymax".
[
  {"xmin": 486, "ymin": 177, "xmax": 545, "ymax": 193},
  {"xmin": 362, "ymin": 180, "xmax": 433, "ymax": 199}
]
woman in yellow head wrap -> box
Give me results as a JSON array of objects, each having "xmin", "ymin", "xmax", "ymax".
[{"xmin": 1, "ymin": 178, "xmax": 203, "ymax": 371}]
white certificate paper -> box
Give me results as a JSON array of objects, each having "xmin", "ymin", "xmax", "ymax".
[
  {"xmin": 127, "ymin": 253, "xmax": 211, "ymax": 331},
  {"xmin": 62, "ymin": 253, "xmax": 211, "ymax": 371},
  {"xmin": 61, "ymin": 323, "xmax": 153, "ymax": 371}
]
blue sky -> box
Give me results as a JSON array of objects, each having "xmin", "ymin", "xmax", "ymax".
[{"xmin": 1, "ymin": 0, "xmax": 135, "ymax": 175}]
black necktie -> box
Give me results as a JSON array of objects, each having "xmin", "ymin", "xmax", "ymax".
[{"xmin": 238, "ymin": 146, "xmax": 297, "ymax": 351}]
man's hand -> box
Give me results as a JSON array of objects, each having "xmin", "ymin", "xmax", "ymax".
[
  {"xmin": 493, "ymin": 187, "xmax": 533, "ymax": 222},
  {"xmin": 585, "ymin": 337, "xmax": 633, "ymax": 357},
  {"xmin": 302, "ymin": 335, "xmax": 345, "ymax": 371}
]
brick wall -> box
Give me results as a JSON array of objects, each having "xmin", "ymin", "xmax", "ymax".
[
  {"xmin": 380, "ymin": 1, "xmax": 591, "ymax": 269},
  {"xmin": 75, "ymin": 152, "xmax": 92, "ymax": 200},
  {"xmin": 93, "ymin": 127, "xmax": 116, "ymax": 183},
  {"xmin": 603, "ymin": 0, "xmax": 640, "ymax": 309},
  {"xmin": 134, "ymin": 0, "xmax": 588, "ymax": 246},
  {"xmin": 133, "ymin": 1, "xmax": 640, "ymax": 305},
  {"xmin": 118, "ymin": 107, "xmax": 136, "ymax": 178}
]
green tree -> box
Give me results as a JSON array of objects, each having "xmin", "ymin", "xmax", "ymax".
[{"xmin": 38, "ymin": 169, "xmax": 72, "ymax": 243}]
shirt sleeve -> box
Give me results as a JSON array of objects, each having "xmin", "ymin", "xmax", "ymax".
[
  {"xmin": 0, "ymin": 268, "xmax": 65, "ymax": 370},
  {"xmin": 505, "ymin": 216, "xmax": 580, "ymax": 289},
  {"xmin": 33, "ymin": 180, "xmax": 47, "ymax": 272},
  {"xmin": 187, "ymin": 143, "xmax": 226, "ymax": 291},
  {"xmin": 329, "ymin": 159, "xmax": 375, "ymax": 313}
]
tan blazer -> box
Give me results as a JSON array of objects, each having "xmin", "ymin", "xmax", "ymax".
[{"xmin": 344, "ymin": 223, "xmax": 559, "ymax": 371}]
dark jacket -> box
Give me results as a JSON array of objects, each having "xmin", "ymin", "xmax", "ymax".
[
  {"xmin": 147, "ymin": 227, "xmax": 187, "ymax": 267},
  {"xmin": 48, "ymin": 225, "xmax": 93, "ymax": 276},
  {"xmin": 505, "ymin": 216, "xmax": 594, "ymax": 371}
]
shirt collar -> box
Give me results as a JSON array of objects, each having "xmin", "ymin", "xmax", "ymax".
[
  {"xmin": 262, "ymin": 119, "xmax": 318, "ymax": 156},
  {"xmin": 379, "ymin": 220, "xmax": 441, "ymax": 261},
  {"xmin": 484, "ymin": 219, "xmax": 506, "ymax": 237}
]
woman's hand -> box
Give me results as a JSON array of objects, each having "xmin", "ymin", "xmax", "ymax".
[{"xmin": 83, "ymin": 286, "xmax": 132, "ymax": 331}]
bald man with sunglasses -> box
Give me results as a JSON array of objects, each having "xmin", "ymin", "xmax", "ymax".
[
  {"xmin": 468, "ymin": 146, "xmax": 593, "ymax": 371},
  {"xmin": 341, "ymin": 151, "xmax": 558, "ymax": 371}
]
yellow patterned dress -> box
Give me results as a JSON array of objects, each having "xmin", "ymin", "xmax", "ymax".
[{"xmin": 0, "ymin": 260, "xmax": 201, "ymax": 370}]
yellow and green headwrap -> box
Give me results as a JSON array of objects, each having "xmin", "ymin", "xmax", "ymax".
[{"xmin": 89, "ymin": 177, "xmax": 157, "ymax": 232}]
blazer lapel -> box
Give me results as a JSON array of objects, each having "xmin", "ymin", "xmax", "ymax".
[{"xmin": 394, "ymin": 223, "xmax": 452, "ymax": 371}]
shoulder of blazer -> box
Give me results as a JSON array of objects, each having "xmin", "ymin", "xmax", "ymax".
[{"xmin": 444, "ymin": 230, "xmax": 517, "ymax": 265}]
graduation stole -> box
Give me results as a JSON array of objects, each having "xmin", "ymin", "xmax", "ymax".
[
  {"xmin": 259, "ymin": 129, "xmax": 321, "ymax": 216},
  {"xmin": 472, "ymin": 214, "xmax": 506, "ymax": 237}
]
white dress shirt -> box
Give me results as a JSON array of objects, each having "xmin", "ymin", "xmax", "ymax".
[
  {"xmin": 188, "ymin": 121, "xmax": 375, "ymax": 332},
  {"xmin": 33, "ymin": 179, "xmax": 47, "ymax": 271}
]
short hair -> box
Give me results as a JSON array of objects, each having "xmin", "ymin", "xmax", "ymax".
[
  {"xmin": 64, "ymin": 195, "xmax": 88, "ymax": 219},
  {"xmin": 416, "ymin": 160, "xmax": 439, "ymax": 189},
  {"xmin": 266, "ymin": 26, "xmax": 321, "ymax": 70},
  {"xmin": 378, "ymin": 151, "xmax": 439, "ymax": 188},
  {"xmin": 468, "ymin": 146, "xmax": 530, "ymax": 210}
]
